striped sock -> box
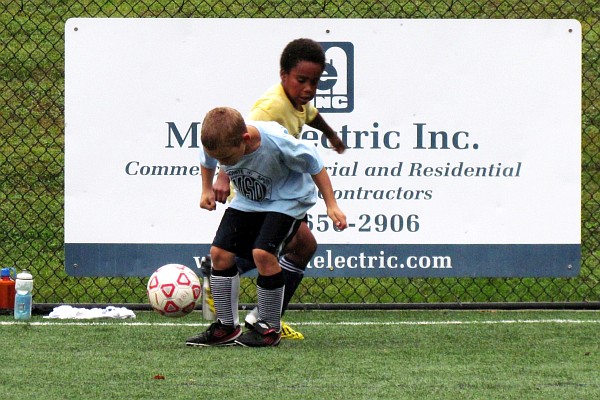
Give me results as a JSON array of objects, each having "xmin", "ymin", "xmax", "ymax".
[
  {"xmin": 210, "ymin": 267, "xmax": 239, "ymax": 327},
  {"xmin": 256, "ymin": 272, "xmax": 284, "ymax": 331}
]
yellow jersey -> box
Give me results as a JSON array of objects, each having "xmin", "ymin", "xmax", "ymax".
[{"xmin": 248, "ymin": 83, "xmax": 319, "ymax": 139}]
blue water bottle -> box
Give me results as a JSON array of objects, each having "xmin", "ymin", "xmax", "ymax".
[{"xmin": 14, "ymin": 271, "xmax": 33, "ymax": 320}]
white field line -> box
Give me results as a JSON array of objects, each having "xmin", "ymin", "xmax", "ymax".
[{"xmin": 1, "ymin": 319, "xmax": 599, "ymax": 327}]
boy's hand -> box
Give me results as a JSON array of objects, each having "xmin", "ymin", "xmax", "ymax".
[
  {"xmin": 213, "ymin": 172, "xmax": 231, "ymax": 203},
  {"xmin": 199, "ymin": 192, "xmax": 217, "ymax": 211},
  {"xmin": 327, "ymin": 206, "xmax": 348, "ymax": 230},
  {"xmin": 328, "ymin": 135, "xmax": 346, "ymax": 154}
]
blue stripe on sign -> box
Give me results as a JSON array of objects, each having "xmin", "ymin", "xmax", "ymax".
[{"xmin": 65, "ymin": 243, "xmax": 580, "ymax": 278}]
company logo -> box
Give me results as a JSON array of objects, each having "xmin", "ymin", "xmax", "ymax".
[{"xmin": 315, "ymin": 42, "xmax": 354, "ymax": 113}]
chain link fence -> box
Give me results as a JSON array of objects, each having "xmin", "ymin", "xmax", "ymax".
[{"xmin": 1, "ymin": 0, "xmax": 599, "ymax": 309}]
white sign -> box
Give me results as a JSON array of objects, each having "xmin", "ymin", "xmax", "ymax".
[{"xmin": 65, "ymin": 18, "xmax": 581, "ymax": 277}]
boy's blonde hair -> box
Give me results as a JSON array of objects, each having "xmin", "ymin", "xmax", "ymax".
[{"xmin": 201, "ymin": 107, "xmax": 246, "ymax": 151}]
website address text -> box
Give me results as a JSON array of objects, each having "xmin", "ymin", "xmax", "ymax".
[{"xmin": 307, "ymin": 250, "xmax": 453, "ymax": 270}]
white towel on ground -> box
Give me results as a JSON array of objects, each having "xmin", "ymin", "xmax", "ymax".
[{"xmin": 43, "ymin": 305, "xmax": 136, "ymax": 319}]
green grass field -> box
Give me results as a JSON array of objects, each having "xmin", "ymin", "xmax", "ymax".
[{"xmin": 1, "ymin": 310, "xmax": 599, "ymax": 399}]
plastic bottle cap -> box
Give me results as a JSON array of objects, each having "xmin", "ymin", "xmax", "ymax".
[
  {"xmin": 1, "ymin": 268, "xmax": 16, "ymax": 279},
  {"xmin": 16, "ymin": 272, "xmax": 33, "ymax": 280}
]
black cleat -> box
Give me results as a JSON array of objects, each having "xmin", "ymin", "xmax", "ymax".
[
  {"xmin": 186, "ymin": 320, "xmax": 241, "ymax": 347},
  {"xmin": 235, "ymin": 320, "xmax": 281, "ymax": 347}
]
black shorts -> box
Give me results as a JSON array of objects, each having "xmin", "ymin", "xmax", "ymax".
[{"xmin": 212, "ymin": 208, "xmax": 302, "ymax": 260}]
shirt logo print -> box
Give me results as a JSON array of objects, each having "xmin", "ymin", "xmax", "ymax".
[{"xmin": 228, "ymin": 169, "xmax": 272, "ymax": 202}]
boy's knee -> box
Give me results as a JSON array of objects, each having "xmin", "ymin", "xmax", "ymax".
[
  {"xmin": 304, "ymin": 236, "xmax": 318, "ymax": 255},
  {"xmin": 209, "ymin": 247, "xmax": 234, "ymax": 271},
  {"xmin": 252, "ymin": 249, "xmax": 280, "ymax": 275},
  {"xmin": 285, "ymin": 232, "xmax": 317, "ymax": 265},
  {"xmin": 252, "ymin": 248, "xmax": 274, "ymax": 265}
]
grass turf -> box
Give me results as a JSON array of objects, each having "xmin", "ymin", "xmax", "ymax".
[{"xmin": 1, "ymin": 310, "xmax": 598, "ymax": 399}]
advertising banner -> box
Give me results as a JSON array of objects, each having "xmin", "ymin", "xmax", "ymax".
[{"xmin": 64, "ymin": 18, "xmax": 581, "ymax": 277}]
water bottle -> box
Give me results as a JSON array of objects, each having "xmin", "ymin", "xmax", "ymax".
[
  {"xmin": 14, "ymin": 271, "xmax": 33, "ymax": 320},
  {"xmin": 0, "ymin": 267, "xmax": 17, "ymax": 314},
  {"xmin": 200, "ymin": 256, "xmax": 216, "ymax": 321}
]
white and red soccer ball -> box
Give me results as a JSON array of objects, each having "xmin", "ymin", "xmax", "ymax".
[{"xmin": 147, "ymin": 264, "xmax": 201, "ymax": 317}]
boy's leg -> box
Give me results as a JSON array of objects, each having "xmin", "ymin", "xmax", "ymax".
[
  {"xmin": 280, "ymin": 221, "xmax": 317, "ymax": 314},
  {"xmin": 260, "ymin": 221, "xmax": 315, "ymax": 340},
  {"xmin": 236, "ymin": 252, "xmax": 285, "ymax": 347},
  {"xmin": 200, "ymin": 255, "xmax": 254, "ymax": 322},
  {"xmin": 186, "ymin": 256, "xmax": 241, "ymax": 347},
  {"xmin": 256, "ymin": 268, "xmax": 285, "ymax": 331},
  {"xmin": 236, "ymin": 212, "xmax": 299, "ymax": 347},
  {"xmin": 209, "ymin": 261, "xmax": 240, "ymax": 327},
  {"xmin": 187, "ymin": 208, "xmax": 254, "ymax": 346},
  {"xmin": 237, "ymin": 220, "xmax": 315, "ymax": 296},
  {"xmin": 243, "ymin": 220, "xmax": 313, "ymax": 339}
]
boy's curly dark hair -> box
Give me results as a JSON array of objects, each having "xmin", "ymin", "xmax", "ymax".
[{"xmin": 280, "ymin": 38, "xmax": 326, "ymax": 73}]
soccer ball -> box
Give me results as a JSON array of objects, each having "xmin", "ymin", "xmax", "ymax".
[{"xmin": 147, "ymin": 264, "xmax": 201, "ymax": 317}]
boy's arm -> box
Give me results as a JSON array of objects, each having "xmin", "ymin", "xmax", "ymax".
[
  {"xmin": 311, "ymin": 168, "xmax": 348, "ymax": 230},
  {"xmin": 308, "ymin": 113, "xmax": 346, "ymax": 154},
  {"xmin": 200, "ymin": 166, "xmax": 218, "ymax": 211},
  {"xmin": 213, "ymin": 171, "xmax": 231, "ymax": 204}
]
